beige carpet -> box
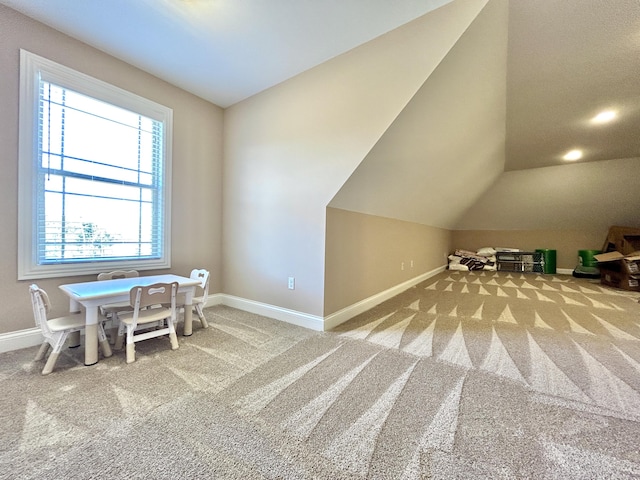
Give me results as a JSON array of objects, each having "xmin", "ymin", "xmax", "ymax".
[{"xmin": 2, "ymin": 271, "xmax": 640, "ymax": 479}]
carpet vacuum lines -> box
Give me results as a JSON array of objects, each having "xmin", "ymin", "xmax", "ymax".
[
  {"xmin": 3, "ymin": 275, "xmax": 640, "ymax": 479},
  {"xmin": 322, "ymin": 361, "xmax": 418, "ymax": 476},
  {"xmin": 280, "ymin": 351, "xmax": 380, "ymax": 441},
  {"xmin": 234, "ymin": 343, "xmax": 343, "ymax": 417},
  {"xmin": 401, "ymin": 374, "xmax": 466, "ymax": 480}
]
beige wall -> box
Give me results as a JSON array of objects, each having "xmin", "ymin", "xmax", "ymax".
[
  {"xmin": 451, "ymin": 229, "xmax": 607, "ymax": 270},
  {"xmin": 5, "ymin": 0, "xmax": 629, "ymax": 340},
  {"xmin": 325, "ymin": 208, "xmax": 451, "ymax": 315},
  {"xmin": 450, "ymin": 157, "xmax": 640, "ymax": 271},
  {"xmin": 0, "ymin": 5, "xmax": 223, "ymax": 334},
  {"xmin": 454, "ymin": 158, "xmax": 640, "ymax": 232},
  {"xmin": 330, "ymin": 0, "xmax": 507, "ymax": 229},
  {"xmin": 222, "ymin": 0, "xmax": 486, "ymax": 317}
]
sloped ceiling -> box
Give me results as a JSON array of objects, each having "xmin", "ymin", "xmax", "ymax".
[
  {"xmin": 0, "ymin": 0, "xmax": 453, "ymax": 108},
  {"xmin": 456, "ymin": 0, "xmax": 640, "ymax": 230},
  {"xmin": 454, "ymin": 157, "xmax": 640, "ymax": 231},
  {"xmin": 329, "ymin": 0, "xmax": 508, "ymax": 229},
  {"xmin": 2, "ymin": 0, "xmax": 638, "ymax": 231},
  {"xmin": 331, "ymin": 0, "xmax": 640, "ymax": 231}
]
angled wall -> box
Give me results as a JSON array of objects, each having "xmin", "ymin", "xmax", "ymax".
[
  {"xmin": 322, "ymin": 0, "xmax": 507, "ymax": 319},
  {"xmin": 451, "ymin": 1, "xmax": 640, "ymax": 267},
  {"xmin": 452, "ymin": 157, "xmax": 640, "ymax": 267},
  {"xmin": 455, "ymin": 157, "xmax": 640, "ymax": 232},
  {"xmin": 223, "ymin": 0, "xmax": 488, "ymax": 318},
  {"xmin": 329, "ymin": 0, "xmax": 508, "ymax": 229}
]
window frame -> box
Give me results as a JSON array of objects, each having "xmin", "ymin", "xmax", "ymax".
[{"xmin": 18, "ymin": 49, "xmax": 173, "ymax": 280}]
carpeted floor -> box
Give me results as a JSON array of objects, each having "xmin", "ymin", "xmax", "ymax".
[{"xmin": 2, "ymin": 271, "xmax": 640, "ymax": 479}]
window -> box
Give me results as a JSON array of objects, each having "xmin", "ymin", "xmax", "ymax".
[{"xmin": 18, "ymin": 50, "xmax": 173, "ymax": 279}]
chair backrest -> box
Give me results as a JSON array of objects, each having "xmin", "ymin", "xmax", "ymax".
[
  {"xmin": 190, "ymin": 269, "xmax": 210, "ymax": 298},
  {"xmin": 29, "ymin": 284, "xmax": 52, "ymax": 336},
  {"xmin": 98, "ymin": 270, "xmax": 139, "ymax": 281},
  {"xmin": 130, "ymin": 282, "xmax": 177, "ymax": 313}
]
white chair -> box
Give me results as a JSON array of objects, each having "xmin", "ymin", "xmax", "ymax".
[
  {"xmin": 29, "ymin": 284, "xmax": 112, "ymax": 375},
  {"xmin": 115, "ymin": 282, "xmax": 179, "ymax": 364},
  {"xmin": 176, "ymin": 269, "xmax": 210, "ymax": 329},
  {"xmin": 98, "ymin": 270, "xmax": 139, "ymax": 343}
]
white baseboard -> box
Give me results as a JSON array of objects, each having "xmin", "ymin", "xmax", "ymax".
[
  {"xmin": 322, "ymin": 265, "xmax": 446, "ymax": 330},
  {"xmin": 205, "ymin": 293, "xmax": 225, "ymax": 306},
  {"xmin": 218, "ymin": 295, "xmax": 325, "ymax": 331},
  {"xmin": 207, "ymin": 266, "xmax": 446, "ymax": 333},
  {"xmin": 556, "ymin": 268, "xmax": 574, "ymax": 275},
  {"xmin": 204, "ymin": 265, "xmax": 573, "ymax": 331},
  {"xmin": 0, "ymin": 327, "xmax": 43, "ymax": 354},
  {"xmin": 0, "ymin": 264, "xmax": 444, "ymax": 352}
]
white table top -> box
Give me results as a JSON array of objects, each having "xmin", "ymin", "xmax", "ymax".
[{"xmin": 59, "ymin": 274, "xmax": 200, "ymax": 302}]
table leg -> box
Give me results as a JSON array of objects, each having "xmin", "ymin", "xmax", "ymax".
[
  {"xmin": 183, "ymin": 288, "xmax": 194, "ymax": 336},
  {"xmin": 68, "ymin": 299, "xmax": 82, "ymax": 347},
  {"xmin": 183, "ymin": 304, "xmax": 193, "ymax": 336},
  {"xmin": 84, "ymin": 306, "xmax": 99, "ymax": 366}
]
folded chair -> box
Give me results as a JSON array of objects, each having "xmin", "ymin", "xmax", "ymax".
[
  {"xmin": 115, "ymin": 282, "xmax": 179, "ymax": 364},
  {"xmin": 175, "ymin": 269, "xmax": 210, "ymax": 329},
  {"xmin": 29, "ymin": 284, "xmax": 112, "ymax": 375},
  {"xmin": 98, "ymin": 270, "xmax": 139, "ymax": 343}
]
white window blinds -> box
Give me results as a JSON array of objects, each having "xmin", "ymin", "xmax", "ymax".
[
  {"xmin": 38, "ymin": 82, "xmax": 164, "ymax": 264},
  {"xmin": 18, "ymin": 50, "xmax": 172, "ymax": 279}
]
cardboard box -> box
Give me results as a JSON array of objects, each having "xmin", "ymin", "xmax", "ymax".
[
  {"xmin": 595, "ymin": 229, "xmax": 640, "ymax": 291},
  {"xmin": 596, "ymin": 253, "xmax": 640, "ymax": 291},
  {"xmin": 600, "ymin": 268, "xmax": 640, "ymax": 291},
  {"xmin": 601, "ymin": 226, "xmax": 640, "ymax": 255},
  {"xmin": 594, "ymin": 251, "xmax": 640, "ymax": 263}
]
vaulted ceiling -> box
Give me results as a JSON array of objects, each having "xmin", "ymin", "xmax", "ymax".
[
  {"xmin": 330, "ymin": 0, "xmax": 640, "ymax": 231},
  {"xmin": 3, "ymin": 0, "xmax": 637, "ymax": 174},
  {"xmin": 0, "ymin": 0, "xmax": 452, "ymax": 107}
]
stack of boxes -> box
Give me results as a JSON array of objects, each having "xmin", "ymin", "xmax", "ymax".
[{"xmin": 595, "ymin": 226, "xmax": 640, "ymax": 292}]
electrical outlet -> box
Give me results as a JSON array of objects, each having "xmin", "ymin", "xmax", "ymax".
[
  {"xmin": 288, "ymin": 276, "xmax": 295, "ymax": 290},
  {"xmin": 401, "ymin": 262, "xmax": 405, "ymax": 271},
  {"xmin": 410, "ymin": 260, "xmax": 414, "ymax": 268}
]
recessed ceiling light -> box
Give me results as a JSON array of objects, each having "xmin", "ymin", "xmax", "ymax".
[
  {"xmin": 563, "ymin": 149, "xmax": 583, "ymax": 161},
  {"xmin": 591, "ymin": 110, "xmax": 617, "ymax": 124}
]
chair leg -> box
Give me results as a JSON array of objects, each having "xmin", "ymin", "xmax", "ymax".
[
  {"xmin": 34, "ymin": 342, "xmax": 50, "ymax": 362},
  {"xmin": 126, "ymin": 343, "xmax": 135, "ymax": 363},
  {"xmin": 168, "ymin": 319, "xmax": 179, "ymax": 350},
  {"xmin": 99, "ymin": 339, "xmax": 113, "ymax": 358},
  {"xmin": 101, "ymin": 311, "xmax": 117, "ymax": 345},
  {"xmin": 114, "ymin": 322, "xmax": 125, "ymax": 350},
  {"xmin": 169, "ymin": 332, "xmax": 179, "ymax": 350},
  {"xmin": 195, "ymin": 305, "xmax": 208, "ymax": 328},
  {"xmin": 125, "ymin": 326, "xmax": 136, "ymax": 364},
  {"xmin": 42, "ymin": 351, "xmax": 59, "ymax": 375},
  {"xmin": 108, "ymin": 326, "xmax": 118, "ymax": 345},
  {"xmin": 97, "ymin": 324, "xmax": 113, "ymax": 358},
  {"xmin": 41, "ymin": 332, "xmax": 70, "ymax": 374}
]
